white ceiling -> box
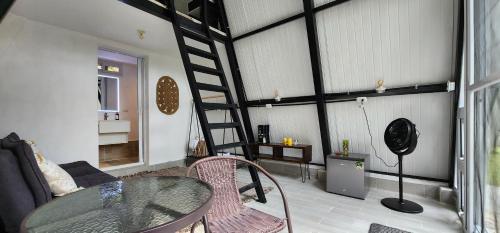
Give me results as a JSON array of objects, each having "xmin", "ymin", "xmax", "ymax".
[{"xmin": 10, "ymin": 0, "xmax": 178, "ymax": 54}]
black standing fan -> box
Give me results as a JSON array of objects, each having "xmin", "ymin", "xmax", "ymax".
[{"xmin": 381, "ymin": 118, "xmax": 423, "ymax": 214}]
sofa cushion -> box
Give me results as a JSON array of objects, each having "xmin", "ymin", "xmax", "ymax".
[
  {"xmin": 0, "ymin": 149, "xmax": 36, "ymax": 233},
  {"xmin": 1, "ymin": 219, "xmax": 5, "ymax": 233},
  {"xmin": 59, "ymin": 161, "xmax": 118, "ymax": 188},
  {"xmin": 1, "ymin": 135, "xmax": 52, "ymax": 206},
  {"xmin": 3, "ymin": 132, "xmax": 20, "ymax": 143}
]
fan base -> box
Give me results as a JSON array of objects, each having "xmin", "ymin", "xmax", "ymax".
[{"xmin": 381, "ymin": 198, "xmax": 423, "ymax": 214}]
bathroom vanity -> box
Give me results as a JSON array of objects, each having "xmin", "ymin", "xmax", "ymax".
[{"xmin": 98, "ymin": 120, "xmax": 131, "ymax": 145}]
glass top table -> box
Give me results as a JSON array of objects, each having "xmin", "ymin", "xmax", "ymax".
[{"xmin": 21, "ymin": 176, "xmax": 213, "ymax": 233}]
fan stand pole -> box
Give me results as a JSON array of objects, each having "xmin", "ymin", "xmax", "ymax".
[
  {"xmin": 380, "ymin": 154, "xmax": 424, "ymax": 214},
  {"xmin": 398, "ymin": 155, "xmax": 403, "ymax": 202}
]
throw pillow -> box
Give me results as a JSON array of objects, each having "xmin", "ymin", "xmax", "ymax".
[{"xmin": 26, "ymin": 141, "xmax": 83, "ymax": 196}]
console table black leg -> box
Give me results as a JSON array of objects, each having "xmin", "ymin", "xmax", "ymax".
[
  {"xmin": 300, "ymin": 163, "xmax": 305, "ymax": 183},
  {"xmin": 307, "ymin": 163, "xmax": 311, "ymax": 180}
]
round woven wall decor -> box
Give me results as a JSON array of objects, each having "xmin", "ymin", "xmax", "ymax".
[{"xmin": 156, "ymin": 76, "xmax": 179, "ymax": 115}]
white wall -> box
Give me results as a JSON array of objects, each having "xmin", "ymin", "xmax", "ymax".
[
  {"xmin": 327, "ymin": 93, "xmax": 453, "ymax": 179},
  {"xmin": 0, "ymin": 14, "xmax": 192, "ymax": 167},
  {"xmin": 0, "ymin": 14, "xmax": 99, "ymax": 166},
  {"xmin": 225, "ymin": 0, "xmax": 458, "ymax": 178},
  {"xmin": 146, "ymin": 52, "xmax": 192, "ymax": 165}
]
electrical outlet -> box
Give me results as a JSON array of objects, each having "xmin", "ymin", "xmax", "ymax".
[
  {"xmin": 356, "ymin": 97, "xmax": 368, "ymax": 106},
  {"xmin": 447, "ymin": 81, "xmax": 455, "ymax": 92}
]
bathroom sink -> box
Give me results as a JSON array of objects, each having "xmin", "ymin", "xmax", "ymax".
[{"xmin": 98, "ymin": 120, "xmax": 130, "ymax": 145}]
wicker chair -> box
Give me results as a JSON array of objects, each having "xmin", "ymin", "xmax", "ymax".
[{"xmin": 187, "ymin": 156, "xmax": 292, "ymax": 233}]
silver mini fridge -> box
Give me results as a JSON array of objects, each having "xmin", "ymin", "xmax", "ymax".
[{"xmin": 326, "ymin": 153, "xmax": 370, "ymax": 199}]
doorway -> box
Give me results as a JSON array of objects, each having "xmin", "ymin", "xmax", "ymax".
[{"xmin": 97, "ymin": 49, "xmax": 144, "ymax": 169}]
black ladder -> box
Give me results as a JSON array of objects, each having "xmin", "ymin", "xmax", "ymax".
[{"xmin": 165, "ymin": 0, "xmax": 266, "ymax": 203}]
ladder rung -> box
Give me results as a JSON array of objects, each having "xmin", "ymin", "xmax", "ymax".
[
  {"xmin": 186, "ymin": 46, "xmax": 216, "ymax": 60},
  {"xmin": 192, "ymin": 64, "xmax": 221, "ymax": 76},
  {"xmin": 215, "ymin": 142, "xmax": 245, "ymax": 150},
  {"xmin": 201, "ymin": 103, "xmax": 236, "ymax": 110},
  {"xmin": 208, "ymin": 122, "xmax": 239, "ymax": 129},
  {"xmin": 181, "ymin": 28, "xmax": 211, "ymax": 44},
  {"xmin": 197, "ymin": 83, "xmax": 227, "ymax": 92},
  {"xmin": 239, "ymin": 183, "xmax": 256, "ymax": 193}
]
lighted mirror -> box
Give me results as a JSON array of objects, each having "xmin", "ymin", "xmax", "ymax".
[{"xmin": 98, "ymin": 75, "xmax": 119, "ymax": 112}]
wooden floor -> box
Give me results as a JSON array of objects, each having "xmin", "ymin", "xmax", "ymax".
[
  {"xmin": 100, "ymin": 157, "xmax": 139, "ymax": 168},
  {"xmin": 99, "ymin": 141, "xmax": 139, "ymax": 168},
  {"xmin": 238, "ymin": 170, "xmax": 462, "ymax": 233}
]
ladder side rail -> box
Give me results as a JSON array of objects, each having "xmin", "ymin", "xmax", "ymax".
[{"xmin": 165, "ymin": 0, "xmax": 218, "ymax": 156}]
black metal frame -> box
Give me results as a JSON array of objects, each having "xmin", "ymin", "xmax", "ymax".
[
  {"xmin": 119, "ymin": 0, "xmax": 462, "ymax": 183},
  {"xmin": 247, "ymin": 83, "xmax": 449, "ymax": 107},
  {"xmin": 233, "ymin": 0, "xmax": 352, "ymax": 41},
  {"xmin": 164, "ymin": 0, "xmax": 267, "ymax": 203},
  {"xmin": 0, "ymin": 0, "xmax": 15, "ymax": 23},
  {"xmin": 449, "ymin": 0, "xmax": 465, "ymax": 188},
  {"xmin": 303, "ymin": 0, "xmax": 332, "ymax": 165},
  {"xmin": 119, "ymin": 0, "xmax": 227, "ymax": 43}
]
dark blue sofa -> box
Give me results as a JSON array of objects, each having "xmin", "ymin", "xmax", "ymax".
[{"xmin": 0, "ymin": 133, "xmax": 118, "ymax": 233}]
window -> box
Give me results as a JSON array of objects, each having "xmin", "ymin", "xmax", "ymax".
[{"xmin": 468, "ymin": 1, "xmax": 500, "ymax": 232}]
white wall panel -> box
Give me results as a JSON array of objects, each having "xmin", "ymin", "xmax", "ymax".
[
  {"xmin": 317, "ymin": 0, "xmax": 456, "ymax": 93},
  {"xmin": 234, "ymin": 19, "xmax": 315, "ymax": 100},
  {"xmin": 249, "ymin": 106, "xmax": 324, "ymax": 163},
  {"xmin": 314, "ymin": 0, "xmax": 335, "ymax": 7},
  {"xmin": 224, "ymin": 0, "xmax": 303, "ymax": 36},
  {"xmin": 327, "ymin": 93, "xmax": 452, "ymax": 179}
]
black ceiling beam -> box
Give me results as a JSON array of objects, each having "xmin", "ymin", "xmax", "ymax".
[
  {"xmin": 449, "ymin": 0, "xmax": 464, "ymax": 188},
  {"xmin": 312, "ymin": 0, "xmax": 352, "ymax": 13},
  {"xmin": 119, "ymin": 0, "xmax": 227, "ymax": 43},
  {"xmin": 246, "ymin": 82, "xmax": 449, "ymax": 108},
  {"xmin": 216, "ymin": 0, "xmax": 256, "ymax": 143},
  {"xmin": 233, "ymin": 13, "xmax": 304, "ymax": 41},
  {"xmin": 325, "ymin": 83, "xmax": 448, "ymax": 100},
  {"xmin": 120, "ymin": 0, "xmax": 171, "ymax": 21},
  {"xmin": 233, "ymin": 0, "xmax": 352, "ymax": 42},
  {"xmin": 246, "ymin": 95, "xmax": 316, "ymax": 107},
  {"xmin": 303, "ymin": 0, "xmax": 332, "ymax": 165}
]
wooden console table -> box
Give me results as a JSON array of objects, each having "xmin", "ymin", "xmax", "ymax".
[{"xmin": 250, "ymin": 143, "xmax": 312, "ymax": 182}]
